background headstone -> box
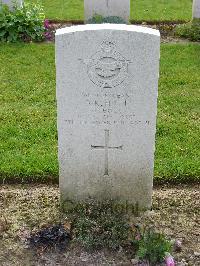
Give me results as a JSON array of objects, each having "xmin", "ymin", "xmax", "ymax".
[
  {"xmin": 193, "ymin": 0, "xmax": 200, "ymax": 19},
  {"xmin": 2, "ymin": 0, "xmax": 23, "ymax": 9},
  {"xmin": 84, "ymin": 0, "xmax": 130, "ymax": 23},
  {"xmin": 56, "ymin": 24, "xmax": 160, "ymax": 209}
]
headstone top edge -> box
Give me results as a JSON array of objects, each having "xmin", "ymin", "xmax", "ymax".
[{"xmin": 55, "ymin": 24, "xmax": 160, "ymax": 37}]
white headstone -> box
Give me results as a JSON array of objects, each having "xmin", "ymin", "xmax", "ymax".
[
  {"xmin": 84, "ymin": 0, "xmax": 130, "ymax": 23},
  {"xmin": 56, "ymin": 24, "xmax": 160, "ymax": 209},
  {"xmin": 193, "ymin": 0, "xmax": 200, "ymax": 19},
  {"xmin": 2, "ymin": 0, "xmax": 22, "ymax": 9}
]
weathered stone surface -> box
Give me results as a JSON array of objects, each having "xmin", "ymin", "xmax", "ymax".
[
  {"xmin": 84, "ymin": 0, "xmax": 130, "ymax": 23},
  {"xmin": 193, "ymin": 0, "xmax": 200, "ymax": 19},
  {"xmin": 56, "ymin": 24, "xmax": 160, "ymax": 209},
  {"xmin": 2, "ymin": 0, "xmax": 22, "ymax": 9}
]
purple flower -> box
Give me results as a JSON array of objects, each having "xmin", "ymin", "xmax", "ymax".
[
  {"xmin": 44, "ymin": 19, "xmax": 50, "ymax": 29},
  {"xmin": 44, "ymin": 31, "xmax": 52, "ymax": 40},
  {"xmin": 174, "ymin": 239, "xmax": 182, "ymax": 252},
  {"xmin": 165, "ymin": 253, "xmax": 175, "ymax": 266}
]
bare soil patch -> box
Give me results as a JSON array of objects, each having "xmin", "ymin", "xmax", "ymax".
[{"xmin": 0, "ymin": 184, "xmax": 199, "ymax": 265}]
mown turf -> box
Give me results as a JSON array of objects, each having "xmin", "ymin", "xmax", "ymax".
[
  {"xmin": 0, "ymin": 43, "xmax": 199, "ymax": 183},
  {"xmin": 26, "ymin": 0, "xmax": 192, "ymax": 22},
  {"xmin": 156, "ymin": 44, "xmax": 200, "ymax": 182},
  {"xmin": 131, "ymin": 0, "xmax": 192, "ymax": 22},
  {"xmin": 0, "ymin": 43, "xmax": 57, "ymax": 182}
]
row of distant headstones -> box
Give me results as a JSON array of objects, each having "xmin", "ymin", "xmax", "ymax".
[{"xmin": 2, "ymin": 0, "xmax": 200, "ymax": 20}]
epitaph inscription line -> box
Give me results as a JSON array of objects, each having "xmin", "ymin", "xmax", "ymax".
[{"xmin": 91, "ymin": 129, "xmax": 123, "ymax": 176}]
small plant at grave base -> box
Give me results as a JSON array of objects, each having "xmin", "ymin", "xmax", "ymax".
[
  {"xmin": 131, "ymin": 225, "xmax": 173, "ymax": 265},
  {"xmin": 67, "ymin": 200, "xmax": 129, "ymax": 250},
  {"xmin": 0, "ymin": 2, "xmax": 46, "ymax": 42},
  {"xmin": 175, "ymin": 19, "xmax": 200, "ymax": 42},
  {"xmin": 87, "ymin": 14, "xmax": 127, "ymax": 24}
]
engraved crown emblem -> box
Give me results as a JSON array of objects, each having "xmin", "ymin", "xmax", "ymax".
[{"xmin": 101, "ymin": 41, "xmax": 115, "ymax": 53}]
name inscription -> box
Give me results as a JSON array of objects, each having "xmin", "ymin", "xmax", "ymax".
[{"xmin": 64, "ymin": 89, "xmax": 150, "ymax": 126}]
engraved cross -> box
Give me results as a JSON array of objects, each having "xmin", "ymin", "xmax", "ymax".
[{"xmin": 91, "ymin": 130, "xmax": 123, "ymax": 176}]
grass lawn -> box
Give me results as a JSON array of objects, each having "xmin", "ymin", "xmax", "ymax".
[
  {"xmin": 26, "ymin": 0, "xmax": 192, "ymax": 22},
  {"xmin": 0, "ymin": 43, "xmax": 199, "ymax": 183}
]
